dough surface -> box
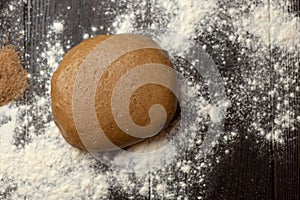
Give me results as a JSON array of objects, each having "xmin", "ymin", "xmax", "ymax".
[
  {"xmin": 51, "ymin": 34, "xmax": 178, "ymax": 150},
  {"xmin": 0, "ymin": 46, "xmax": 27, "ymax": 106}
]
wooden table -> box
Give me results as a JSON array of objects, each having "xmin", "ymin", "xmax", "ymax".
[{"xmin": 1, "ymin": 0, "xmax": 299, "ymax": 199}]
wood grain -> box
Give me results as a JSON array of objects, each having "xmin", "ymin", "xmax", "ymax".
[{"xmin": 273, "ymin": 1, "xmax": 300, "ymax": 199}]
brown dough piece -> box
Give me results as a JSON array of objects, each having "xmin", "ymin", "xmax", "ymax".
[
  {"xmin": 0, "ymin": 46, "xmax": 27, "ymax": 106},
  {"xmin": 51, "ymin": 34, "xmax": 178, "ymax": 151}
]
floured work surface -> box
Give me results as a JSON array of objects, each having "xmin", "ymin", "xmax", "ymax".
[{"xmin": 0, "ymin": 0, "xmax": 299, "ymax": 199}]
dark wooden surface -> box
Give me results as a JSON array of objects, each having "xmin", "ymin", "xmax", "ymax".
[{"xmin": 1, "ymin": 0, "xmax": 299, "ymax": 199}]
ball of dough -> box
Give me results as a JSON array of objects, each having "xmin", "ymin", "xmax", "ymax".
[{"xmin": 51, "ymin": 34, "xmax": 178, "ymax": 151}]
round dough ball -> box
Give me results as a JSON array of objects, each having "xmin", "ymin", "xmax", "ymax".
[{"xmin": 51, "ymin": 34, "xmax": 178, "ymax": 151}]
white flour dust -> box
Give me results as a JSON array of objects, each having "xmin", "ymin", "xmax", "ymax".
[
  {"xmin": 1, "ymin": 19, "xmax": 109, "ymax": 199},
  {"xmin": 111, "ymin": 0, "xmax": 300, "ymax": 144},
  {"xmin": 0, "ymin": 0, "xmax": 299, "ymax": 199},
  {"xmin": 234, "ymin": 3, "xmax": 300, "ymax": 50}
]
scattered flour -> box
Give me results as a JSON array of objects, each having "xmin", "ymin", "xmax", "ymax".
[
  {"xmin": 232, "ymin": 3, "xmax": 300, "ymax": 50},
  {"xmin": 51, "ymin": 21, "xmax": 64, "ymax": 34},
  {"xmin": 1, "ymin": 121, "xmax": 108, "ymax": 199},
  {"xmin": 1, "ymin": 19, "xmax": 109, "ymax": 199},
  {"xmin": 109, "ymin": 0, "xmax": 299, "ymax": 197}
]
